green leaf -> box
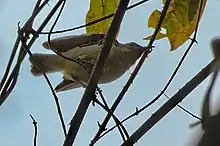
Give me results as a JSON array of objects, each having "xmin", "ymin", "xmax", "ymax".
[{"xmin": 86, "ymin": 0, "xmax": 119, "ymax": 34}]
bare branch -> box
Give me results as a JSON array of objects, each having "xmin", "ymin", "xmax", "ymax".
[
  {"xmin": 63, "ymin": 0, "xmax": 131, "ymax": 145},
  {"xmin": 121, "ymin": 59, "xmax": 216, "ymax": 145},
  {"xmin": 0, "ymin": 0, "xmax": 67, "ymax": 137},
  {"xmin": 94, "ymin": 99, "xmax": 128, "ymax": 143},
  {"xmin": 125, "ymin": 0, "xmax": 204, "ymax": 124},
  {"xmin": 163, "ymin": 93, "xmax": 201, "ymax": 120},
  {"xmin": 40, "ymin": 0, "xmax": 151, "ymax": 34},
  {"xmin": 21, "ymin": 40, "xmax": 67, "ymax": 136},
  {"xmin": 92, "ymin": 87, "xmax": 129, "ymax": 144},
  {"xmin": 30, "ymin": 114, "xmax": 38, "ymax": 146},
  {"xmin": 46, "ymin": 0, "xmax": 90, "ymax": 74},
  {"xmin": 93, "ymin": 91, "xmax": 201, "ymax": 143},
  {"xmin": 91, "ymin": 0, "xmax": 171, "ymax": 141},
  {"xmin": 0, "ymin": 0, "xmax": 49, "ymax": 96}
]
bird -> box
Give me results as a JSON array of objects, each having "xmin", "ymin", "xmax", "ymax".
[{"xmin": 29, "ymin": 33, "xmax": 148, "ymax": 92}]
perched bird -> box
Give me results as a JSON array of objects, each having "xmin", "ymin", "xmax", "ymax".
[{"xmin": 29, "ymin": 33, "xmax": 148, "ymax": 92}]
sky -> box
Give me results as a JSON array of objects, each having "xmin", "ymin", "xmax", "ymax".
[{"xmin": 0, "ymin": 0, "xmax": 220, "ymax": 146}]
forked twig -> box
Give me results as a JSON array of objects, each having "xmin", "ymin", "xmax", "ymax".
[{"xmin": 94, "ymin": 87, "xmax": 129, "ymax": 144}]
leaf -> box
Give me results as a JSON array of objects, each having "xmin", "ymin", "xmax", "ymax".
[
  {"xmin": 145, "ymin": 0, "xmax": 207, "ymax": 51},
  {"xmin": 172, "ymin": 0, "xmax": 189, "ymax": 26},
  {"xmin": 86, "ymin": 0, "xmax": 119, "ymax": 34},
  {"xmin": 188, "ymin": 0, "xmax": 199, "ymax": 21},
  {"xmin": 143, "ymin": 32, "xmax": 166, "ymax": 40},
  {"xmin": 148, "ymin": 10, "xmax": 161, "ymax": 28}
]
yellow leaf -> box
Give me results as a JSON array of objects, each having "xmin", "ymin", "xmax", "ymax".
[
  {"xmin": 143, "ymin": 32, "xmax": 166, "ymax": 40},
  {"xmin": 86, "ymin": 0, "xmax": 119, "ymax": 34},
  {"xmin": 172, "ymin": 0, "xmax": 189, "ymax": 26},
  {"xmin": 145, "ymin": 0, "xmax": 207, "ymax": 51},
  {"xmin": 146, "ymin": 10, "xmax": 167, "ymax": 40},
  {"xmin": 188, "ymin": 0, "xmax": 199, "ymax": 21},
  {"xmin": 148, "ymin": 10, "xmax": 161, "ymax": 29}
]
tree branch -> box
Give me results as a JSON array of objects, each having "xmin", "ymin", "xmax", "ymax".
[
  {"xmin": 0, "ymin": 0, "xmax": 64, "ymax": 106},
  {"xmin": 121, "ymin": 59, "xmax": 216, "ymax": 145},
  {"xmin": 0, "ymin": 0, "xmax": 67, "ymax": 137},
  {"xmin": 0, "ymin": 0, "xmax": 49, "ymax": 96},
  {"xmin": 91, "ymin": 0, "xmax": 171, "ymax": 142},
  {"xmin": 63, "ymin": 0, "xmax": 131, "ymax": 145},
  {"xmin": 94, "ymin": 87, "xmax": 129, "ymax": 144},
  {"xmin": 30, "ymin": 114, "xmax": 38, "ymax": 146},
  {"xmin": 40, "ymin": 0, "xmax": 150, "ymax": 34}
]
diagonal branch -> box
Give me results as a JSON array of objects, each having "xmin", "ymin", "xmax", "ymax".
[
  {"xmin": 40, "ymin": 0, "xmax": 150, "ymax": 34},
  {"xmin": 0, "ymin": 0, "xmax": 49, "ymax": 95},
  {"xmin": 163, "ymin": 93, "xmax": 201, "ymax": 120},
  {"xmin": 140, "ymin": 0, "xmax": 205, "ymax": 115},
  {"xmin": 91, "ymin": 0, "xmax": 171, "ymax": 142},
  {"xmin": 0, "ymin": 0, "xmax": 67, "ymax": 137},
  {"xmin": 63, "ymin": 0, "xmax": 131, "ymax": 145},
  {"xmin": 21, "ymin": 40, "xmax": 67, "ymax": 136},
  {"xmin": 94, "ymin": 99, "xmax": 128, "ymax": 143},
  {"xmin": 46, "ymin": 0, "xmax": 90, "ymax": 74},
  {"xmin": 121, "ymin": 59, "xmax": 216, "ymax": 145},
  {"xmin": 95, "ymin": 87, "xmax": 129, "ymax": 143},
  {"xmin": 0, "ymin": 0, "xmax": 65, "ymax": 106}
]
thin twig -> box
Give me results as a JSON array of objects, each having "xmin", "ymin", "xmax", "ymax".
[
  {"xmin": 126, "ymin": 0, "xmax": 205, "ymax": 122},
  {"xmin": 95, "ymin": 88, "xmax": 126, "ymax": 141},
  {"xmin": 30, "ymin": 114, "xmax": 38, "ymax": 146},
  {"xmin": 63, "ymin": 0, "xmax": 131, "ymax": 145},
  {"xmin": 92, "ymin": 0, "xmax": 205, "ymax": 141},
  {"xmin": 0, "ymin": 0, "xmax": 49, "ymax": 94},
  {"xmin": 94, "ymin": 87, "xmax": 201, "ymax": 143},
  {"xmin": 48, "ymin": 0, "xmax": 128, "ymax": 138},
  {"xmin": 92, "ymin": 87, "xmax": 129, "ymax": 144},
  {"xmin": 40, "ymin": 0, "xmax": 150, "ymax": 34},
  {"xmin": 33, "ymin": 0, "xmax": 42, "ymax": 13},
  {"xmin": 121, "ymin": 59, "xmax": 216, "ymax": 145},
  {"xmin": 91, "ymin": 0, "xmax": 171, "ymax": 142},
  {"xmin": 46, "ymin": 0, "xmax": 89, "ymax": 73},
  {"xmin": 120, "ymin": 2, "xmax": 205, "ymax": 144},
  {"xmin": 0, "ymin": 0, "xmax": 63, "ymax": 106},
  {"xmin": 0, "ymin": 0, "xmax": 67, "ymax": 137},
  {"xmin": 94, "ymin": 99, "xmax": 127, "ymax": 143},
  {"xmin": 21, "ymin": 39, "xmax": 67, "ymax": 136},
  {"xmin": 163, "ymin": 93, "xmax": 201, "ymax": 120}
]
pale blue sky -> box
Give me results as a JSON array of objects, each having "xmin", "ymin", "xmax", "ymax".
[{"xmin": 1, "ymin": 0, "xmax": 220, "ymax": 146}]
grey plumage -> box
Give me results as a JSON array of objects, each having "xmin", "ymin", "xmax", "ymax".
[{"xmin": 29, "ymin": 34, "xmax": 147, "ymax": 92}]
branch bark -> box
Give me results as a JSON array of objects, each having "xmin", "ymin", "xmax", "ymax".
[
  {"xmin": 121, "ymin": 59, "xmax": 216, "ymax": 145},
  {"xmin": 91, "ymin": 0, "xmax": 172, "ymax": 142},
  {"xmin": 63, "ymin": 0, "xmax": 131, "ymax": 145}
]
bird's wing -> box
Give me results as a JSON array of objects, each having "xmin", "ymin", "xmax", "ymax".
[
  {"xmin": 42, "ymin": 33, "xmax": 106, "ymax": 53},
  {"xmin": 54, "ymin": 79, "xmax": 82, "ymax": 92}
]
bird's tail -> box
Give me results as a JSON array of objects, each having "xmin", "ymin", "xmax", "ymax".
[{"xmin": 29, "ymin": 53, "xmax": 65, "ymax": 76}]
